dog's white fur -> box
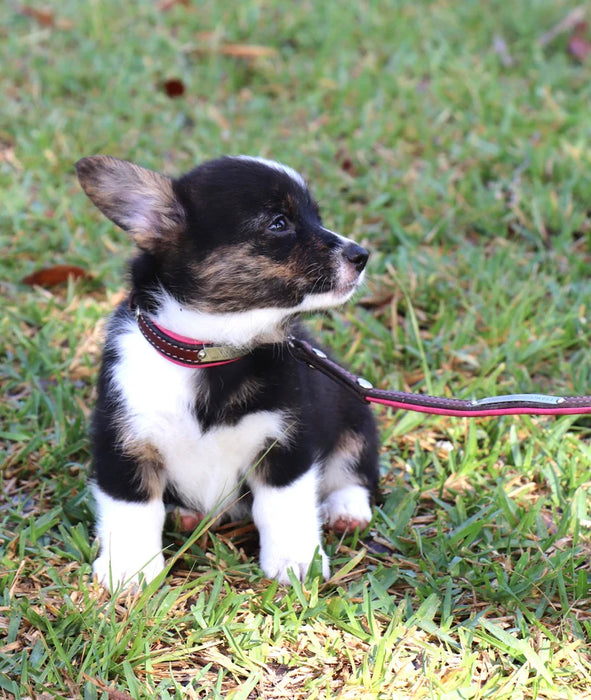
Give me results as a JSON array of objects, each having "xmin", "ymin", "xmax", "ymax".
[
  {"xmin": 93, "ymin": 286, "xmax": 371, "ymax": 589},
  {"xmin": 150, "ymin": 275, "xmax": 364, "ymax": 349},
  {"xmin": 234, "ymin": 155, "xmax": 307, "ymax": 189},
  {"xmin": 113, "ymin": 312, "xmax": 289, "ymax": 516},
  {"xmin": 93, "ymin": 487, "xmax": 166, "ymax": 589},
  {"xmin": 252, "ymin": 466, "xmax": 329, "ymax": 582}
]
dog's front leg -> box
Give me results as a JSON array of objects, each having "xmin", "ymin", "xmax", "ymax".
[
  {"xmin": 92, "ymin": 485, "xmax": 166, "ymax": 591},
  {"xmin": 251, "ymin": 466, "xmax": 329, "ymax": 584}
]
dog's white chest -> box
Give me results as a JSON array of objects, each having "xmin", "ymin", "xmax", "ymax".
[{"xmin": 113, "ymin": 324, "xmax": 286, "ymax": 514}]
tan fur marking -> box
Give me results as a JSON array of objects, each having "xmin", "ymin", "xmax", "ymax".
[
  {"xmin": 197, "ymin": 245, "xmax": 301, "ymax": 283},
  {"xmin": 191, "ymin": 243, "xmax": 326, "ymax": 312},
  {"xmin": 319, "ymin": 430, "xmax": 368, "ymax": 502},
  {"xmin": 225, "ymin": 378, "xmax": 263, "ymax": 412},
  {"xmin": 334, "ymin": 431, "xmax": 365, "ymax": 462},
  {"xmin": 119, "ymin": 434, "xmax": 165, "ymax": 498}
]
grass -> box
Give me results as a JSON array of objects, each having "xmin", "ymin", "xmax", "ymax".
[{"xmin": 1, "ymin": 0, "xmax": 591, "ymax": 696}]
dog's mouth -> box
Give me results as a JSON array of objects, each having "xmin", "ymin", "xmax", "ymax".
[
  {"xmin": 313, "ymin": 272, "xmax": 362, "ymax": 300},
  {"xmin": 316, "ymin": 251, "xmax": 367, "ymax": 300},
  {"xmin": 337, "ymin": 276, "xmax": 364, "ymax": 299},
  {"xmin": 344, "ymin": 275, "xmax": 364, "ymax": 290},
  {"xmin": 333, "ymin": 279, "xmax": 360, "ymax": 297},
  {"xmin": 298, "ymin": 269, "xmax": 364, "ymax": 313},
  {"xmin": 334, "ymin": 261, "xmax": 366, "ymax": 295}
]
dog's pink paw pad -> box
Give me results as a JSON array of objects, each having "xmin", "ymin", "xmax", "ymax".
[
  {"xmin": 180, "ymin": 513, "xmax": 204, "ymax": 531},
  {"xmin": 329, "ymin": 516, "xmax": 369, "ymax": 534},
  {"xmin": 171, "ymin": 509, "xmax": 205, "ymax": 531},
  {"xmin": 322, "ymin": 485, "xmax": 372, "ymax": 534}
]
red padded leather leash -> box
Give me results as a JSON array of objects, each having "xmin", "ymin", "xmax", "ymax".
[{"xmin": 287, "ymin": 336, "xmax": 591, "ymax": 417}]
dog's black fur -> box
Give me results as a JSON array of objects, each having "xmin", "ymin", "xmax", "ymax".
[{"xmin": 76, "ymin": 155, "xmax": 379, "ymax": 589}]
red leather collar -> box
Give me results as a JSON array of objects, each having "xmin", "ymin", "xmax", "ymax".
[{"xmin": 136, "ymin": 309, "xmax": 245, "ymax": 368}]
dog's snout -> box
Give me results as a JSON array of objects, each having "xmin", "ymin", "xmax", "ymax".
[{"xmin": 342, "ymin": 242, "xmax": 369, "ymax": 272}]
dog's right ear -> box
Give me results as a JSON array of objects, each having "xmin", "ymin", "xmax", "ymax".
[{"xmin": 75, "ymin": 155, "xmax": 185, "ymax": 251}]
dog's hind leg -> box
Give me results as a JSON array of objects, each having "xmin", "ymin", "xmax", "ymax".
[{"xmin": 319, "ymin": 426, "xmax": 378, "ymax": 534}]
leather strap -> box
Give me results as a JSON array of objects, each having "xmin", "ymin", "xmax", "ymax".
[
  {"xmin": 287, "ymin": 336, "xmax": 591, "ymax": 417},
  {"xmin": 133, "ymin": 313, "xmax": 591, "ymax": 416},
  {"xmin": 136, "ymin": 310, "xmax": 245, "ymax": 368}
]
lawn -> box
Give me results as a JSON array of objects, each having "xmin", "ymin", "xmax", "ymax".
[{"xmin": 1, "ymin": 0, "xmax": 590, "ymax": 697}]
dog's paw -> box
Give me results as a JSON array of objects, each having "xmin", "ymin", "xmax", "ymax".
[
  {"xmin": 322, "ymin": 485, "xmax": 372, "ymax": 534},
  {"xmin": 259, "ymin": 546, "xmax": 330, "ymax": 584},
  {"xmin": 93, "ymin": 551, "xmax": 165, "ymax": 592},
  {"xmin": 253, "ymin": 468, "xmax": 330, "ymax": 584}
]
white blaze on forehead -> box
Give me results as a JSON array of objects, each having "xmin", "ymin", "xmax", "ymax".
[{"xmin": 233, "ymin": 155, "xmax": 307, "ymax": 189}]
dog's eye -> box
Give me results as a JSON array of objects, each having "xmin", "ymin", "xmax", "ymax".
[{"xmin": 268, "ymin": 216, "xmax": 289, "ymax": 233}]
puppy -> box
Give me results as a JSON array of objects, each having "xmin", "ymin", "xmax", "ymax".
[{"xmin": 76, "ymin": 154, "xmax": 379, "ymax": 590}]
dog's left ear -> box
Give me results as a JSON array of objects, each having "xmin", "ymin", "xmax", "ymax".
[{"xmin": 75, "ymin": 155, "xmax": 185, "ymax": 251}]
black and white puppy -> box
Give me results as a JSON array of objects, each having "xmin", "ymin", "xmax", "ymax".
[{"xmin": 76, "ymin": 155, "xmax": 379, "ymax": 590}]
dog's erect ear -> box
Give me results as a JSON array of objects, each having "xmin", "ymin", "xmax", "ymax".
[{"xmin": 75, "ymin": 155, "xmax": 185, "ymax": 251}]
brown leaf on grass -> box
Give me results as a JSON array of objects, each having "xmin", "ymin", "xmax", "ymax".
[
  {"xmin": 162, "ymin": 78, "xmax": 185, "ymax": 98},
  {"xmin": 18, "ymin": 5, "xmax": 74, "ymax": 29},
  {"xmin": 218, "ymin": 44, "xmax": 277, "ymax": 58},
  {"xmin": 340, "ymin": 156, "xmax": 355, "ymax": 174},
  {"xmin": 191, "ymin": 43, "xmax": 277, "ymax": 59},
  {"xmin": 81, "ymin": 674, "xmax": 133, "ymax": 700},
  {"xmin": 336, "ymin": 148, "xmax": 357, "ymax": 176},
  {"xmin": 19, "ymin": 5, "xmax": 54, "ymax": 26},
  {"xmin": 22, "ymin": 264, "xmax": 89, "ymax": 287}
]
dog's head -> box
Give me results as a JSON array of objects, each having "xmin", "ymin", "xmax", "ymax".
[{"xmin": 76, "ymin": 155, "xmax": 368, "ymax": 336}]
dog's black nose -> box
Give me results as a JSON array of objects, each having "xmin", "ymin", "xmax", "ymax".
[{"xmin": 342, "ymin": 243, "xmax": 369, "ymax": 272}]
